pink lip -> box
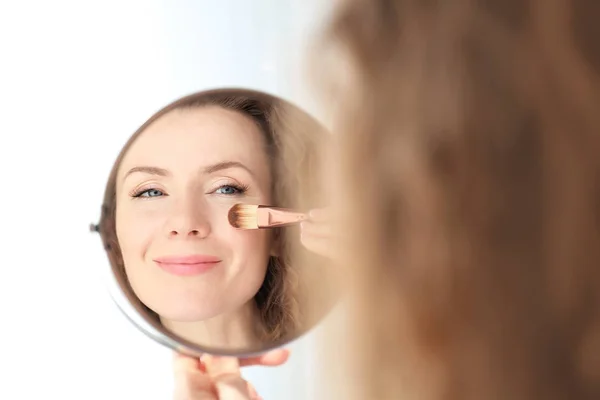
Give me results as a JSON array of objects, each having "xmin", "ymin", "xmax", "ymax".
[{"xmin": 154, "ymin": 254, "xmax": 222, "ymax": 276}]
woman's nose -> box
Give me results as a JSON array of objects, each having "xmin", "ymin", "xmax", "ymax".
[
  {"xmin": 166, "ymin": 200, "xmax": 211, "ymax": 239},
  {"xmin": 168, "ymin": 226, "xmax": 209, "ymax": 238}
]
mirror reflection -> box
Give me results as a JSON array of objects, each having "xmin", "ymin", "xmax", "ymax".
[{"xmin": 92, "ymin": 88, "xmax": 336, "ymax": 355}]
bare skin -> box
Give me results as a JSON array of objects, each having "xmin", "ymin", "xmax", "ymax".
[{"xmin": 173, "ymin": 209, "xmax": 333, "ymax": 399}]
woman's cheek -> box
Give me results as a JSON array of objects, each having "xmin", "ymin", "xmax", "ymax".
[
  {"xmin": 238, "ymin": 229, "xmax": 272, "ymax": 259},
  {"xmin": 119, "ymin": 208, "xmax": 165, "ymax": 248}
]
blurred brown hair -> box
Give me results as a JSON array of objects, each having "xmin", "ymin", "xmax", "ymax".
[
  {"xmin": 98, "ymin": 89, "xmax": 329, "ymax": 347},
  {"xmin": 313, "ymin": 0, "xmax": 600, "ymax": 399}
]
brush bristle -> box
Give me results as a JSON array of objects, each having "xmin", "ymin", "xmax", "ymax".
[{"xmin": 228, "ymin": 204, "xmax": 260, "ymax": 229}]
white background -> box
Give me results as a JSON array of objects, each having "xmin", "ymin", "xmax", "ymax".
[{"xmin": 0, "ymin": 1, "xmax": 333, "ymax": 399}]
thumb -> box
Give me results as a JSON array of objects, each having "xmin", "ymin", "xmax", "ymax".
[
  {"xmin": 203, "ymin": 355, "xmax": 252, "ymax": 400},
  {"xmin": 173, "ymin": 353, "xmax": 215, "ymax": 399}
]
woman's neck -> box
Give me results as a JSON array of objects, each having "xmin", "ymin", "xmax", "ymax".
[{"xmin": 160, "ymin": 301, "xmax": 263, "ymax": 350}]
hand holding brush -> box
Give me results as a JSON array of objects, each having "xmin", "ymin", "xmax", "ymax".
[{"xmin": 228, "ymin": 204, "xmax": 335, "ymax": 259}]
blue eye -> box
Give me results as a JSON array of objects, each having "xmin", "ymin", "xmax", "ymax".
[
  {"xmin": 134, "ymin": 188, "xmax": 164, "ymax": 198},
  {"xmin": 215, "ymin": 185, "xmax": 246, "ymax": 195}
]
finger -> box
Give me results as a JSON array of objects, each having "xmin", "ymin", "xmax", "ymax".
[
  {"xmin": 238, "ymin": 348, "xmax": 290, "ymax": 367},
  {"xmin": 173, "ymin": 352, "xmax": 207, "ymax": 373},
  {"xmin": 308, "ymin": 208, "xmax": 330, "ymax": 222},
  {"xmin": 172, "ymin": 353, "xmax": 214, "ymax": 399},
  {"xmin": 300, "ymin": 232, "xmax": 337, "ymax": 259},
  {"xmin": 256, "ymin": 348, "xmax": 290, "ymax": 366},
  {"xmin": 173, "ymin": 353, "xmax": 202, "ymax": 377},
  {"xmin": 300, "ymin": 221, "xmax": 331, "ymax": 238},
  {"xmin": 203, "ymin": 355, "xmax": 251, "ymax": 400},
  {"xmin": 246, "ymin": 382, "xmax": 261, "ymax": 400}
]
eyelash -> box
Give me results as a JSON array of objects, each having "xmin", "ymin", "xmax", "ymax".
[
  {"xmin": 131, "ymin": 187, "xmax": 165, "ymax": 199},
  {"xmin": 215, "ymin": 183, "xmax": 249, "ymax": 196},
  {"xmin": 130, "ymin": 183, "xmax": 249, "ymax": 199}
]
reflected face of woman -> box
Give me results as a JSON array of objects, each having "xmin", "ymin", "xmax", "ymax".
[{"xmin": 115, "ymin": 106, "xmax": 273, "ymax": 322}]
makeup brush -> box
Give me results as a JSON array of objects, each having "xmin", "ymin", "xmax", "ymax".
[{"xmin": 228, "ymin": 204, "xmax": 307, "ymax": 229}]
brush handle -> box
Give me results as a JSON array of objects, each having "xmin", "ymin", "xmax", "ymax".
[{"xmin": 257, "ymin": 206, "xmax": 307, "ymax": 228}]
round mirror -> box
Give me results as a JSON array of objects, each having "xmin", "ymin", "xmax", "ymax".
[{"xmin": 90, "ymin": 88, "xmax": 336, "ymax": 357}]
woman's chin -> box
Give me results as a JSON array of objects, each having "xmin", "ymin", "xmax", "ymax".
[
  {"xmin": 139, "ymin": 297, "xmax": 223, "ymax": 323},
  {"xmin": 154, "ymin": 307, "xmax": 223, "ymax": 323}
]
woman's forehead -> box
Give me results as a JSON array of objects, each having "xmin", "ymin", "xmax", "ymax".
[{"xmin": 117, "ymin": 107, "xmax": 273, "ymax": 182}]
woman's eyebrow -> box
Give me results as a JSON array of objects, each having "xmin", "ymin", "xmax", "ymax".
[
  {"xmin": 122, "ymin": 166, "xmax": 170, "ymax": 183},
  {"xmin": 203, "ymin": 161, "xmax": 256, "ymax": 178},
  {"xmin": 121, "ymin": 161, "xmax": 256, "ymax": 183}
]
